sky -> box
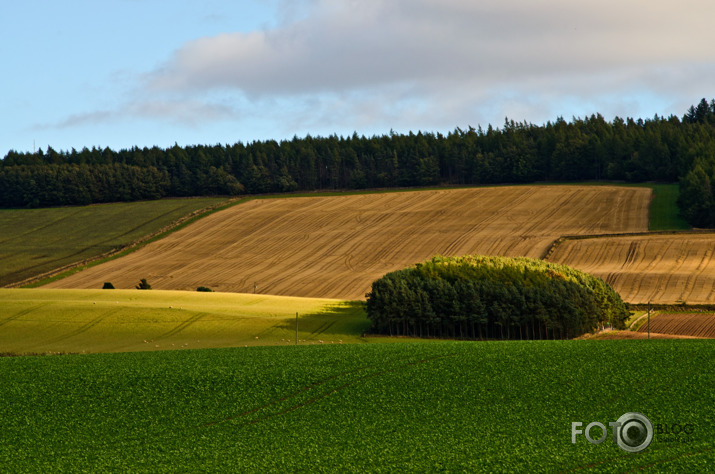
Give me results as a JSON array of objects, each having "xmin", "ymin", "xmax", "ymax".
[{"xmin": 2, "ymin": 0, "xmax": 715, "ymax": 155}]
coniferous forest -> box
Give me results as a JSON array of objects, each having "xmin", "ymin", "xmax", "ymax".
[{"xmin": 3, "ymin": 99, "xmax": 715, "ymax": 227}]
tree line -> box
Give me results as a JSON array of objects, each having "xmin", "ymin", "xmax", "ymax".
[
  {"xmin": 3, "ymin": 99, "xmax": 715, "ymax": 226},
  {"xmin": 365, "ymin": 255, "xmax": 630, "ymax": 340}
]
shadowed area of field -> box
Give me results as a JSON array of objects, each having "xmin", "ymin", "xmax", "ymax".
[
  {"xmin": 635, "ymin": 312, "xmax": 715, "ymax": 338},
  {"xmin": 0, "ymin": 198, "xmax": 227, "ymax": 287}
]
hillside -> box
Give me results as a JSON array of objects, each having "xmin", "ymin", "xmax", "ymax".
[
  {"xmin": 44, "ymin": 185, "xmax": 650, "ymax": 299},
  {"xmin": 548, "ymin": 233, "xmax": 715, "ymax": 304},
  {"xmin": 0, "ymin": 197, "xmax": 228, "ymax": 287}
]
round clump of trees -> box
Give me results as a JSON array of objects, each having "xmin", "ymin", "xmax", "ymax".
[{"xmin": 365, "ymin": 255, "xmax": 629, "ymax": 340}]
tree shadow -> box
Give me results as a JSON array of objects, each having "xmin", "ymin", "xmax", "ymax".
[{"xmin": 275, "ymin": 301, "xmax": 370, "ymax": 340}]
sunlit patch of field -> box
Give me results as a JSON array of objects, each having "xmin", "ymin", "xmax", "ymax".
[
  {"xmin": 0, "ymin": 289, "xmax": 369, "ymax": 354},
  {"xmin": 548, "ymin": 233, "xmax": 715, "ymax": 304}
]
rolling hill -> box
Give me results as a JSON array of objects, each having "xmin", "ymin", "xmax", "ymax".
[{"xmin": 44, "ymin": 185, "xmax": 651, "ymax": 299}]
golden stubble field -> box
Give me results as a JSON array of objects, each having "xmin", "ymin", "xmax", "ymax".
[
  {"xmin": 548, "ymin": 233, "xmax": 715, "ymax": 304},
  {"xmin": 46, "ymin": 186, "xmax": 650, "ymax": 299}
]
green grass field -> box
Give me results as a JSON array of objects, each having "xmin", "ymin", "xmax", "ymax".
[
  {"xmin": 647, "ymin": 183, "xmax": 691, "ymax": 231},
  {"xmin": 0, "ymin": 197, "xmax": 228, "ymax": 287},
  {"xmin": 0, "ymin": 340, "xmax": 712, "ymax": 472},
  {"xmin": 0, "ymin": 289, "xmax": 370, "ymax": 354}
]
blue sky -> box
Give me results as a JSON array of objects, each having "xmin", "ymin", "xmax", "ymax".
[{"xmin": 2, "ymin": 0, "xmax": 715, "ymax": 155}]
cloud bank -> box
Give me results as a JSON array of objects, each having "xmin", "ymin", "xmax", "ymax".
[
  {"xmin": 150, "ymin": 0, "xmax": 715, "ymax": 94},
  {"xmin": 53, "ymin": 0, "xmax": 715, "ymax": 139}
]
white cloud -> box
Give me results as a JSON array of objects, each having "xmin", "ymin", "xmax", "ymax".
[
  {"xmin": 48, "ymin": 0, "xmax": 715, "ymax": 140},
  {"xmin": 147, "ymin": 0, "xmax": 715, "ymax": 96},
  {"xmin": 40, "ymin": 100, "xmax": 237, "ymax": 131},
  {"xmin": 125, "ymin": 100, "xmax": 237, "ymax": 126}
]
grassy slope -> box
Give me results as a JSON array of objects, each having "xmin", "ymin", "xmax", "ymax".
[
  {"xmin": 0, "ymin": 341, "xmax": 712, "ymax": 472},
  {"xmin": 0, "ymin": 289, "xmax": 369, "ymax": 354},
  {"xmin": 0, "ymin": 198, "xmax": 228, "ymax": 287},
  {"xmin": 647, "ymin": 183, "xmax": 691, "ymax": 231}
]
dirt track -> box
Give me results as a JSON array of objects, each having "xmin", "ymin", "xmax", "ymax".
[
  {"xmin": 46, "ymin": 186, "xmax": 649, "ymax": 299},
  {"xmin": 548, "ymin": 233, "xmax": 715, "ymax": 304}
]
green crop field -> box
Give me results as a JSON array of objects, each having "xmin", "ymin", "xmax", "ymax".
[
  {"xmin": 0, "ymin": 197, "xmax": 228, "ymax": 287},
  {"xmin": 647, "ymin": 183, "xmax": 691, "ymax": 231},
  {"xmin": 0, "ymin": 289, "xmax": 369, "ymax": 354},
  {"xmin": 0, "ymin": 340, "xmax": 712, "ymax": 472}
]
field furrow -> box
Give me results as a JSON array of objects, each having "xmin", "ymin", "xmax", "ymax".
[
  {"xmin": 636, "ymin": 313, "xmax": 715, "ymax": 338},
  {"xmin": 549, "ymin": 233, "xmax": 715, "ymax": 304}
]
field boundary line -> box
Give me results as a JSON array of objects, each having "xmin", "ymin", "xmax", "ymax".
[
  {"xmin": 628, "ymin": 311, "xmax": 656, "ymax": 331},
  {"xmin": 630, "ymin": 311, "xmax": 658, "ymax": 332},
  {"xmin": 7, "ymin": 186, "xmax": 486, "ymax": 288},
  {"xmin": 541, "ymin": 229, "xmax": 715, "ymax": 261}
]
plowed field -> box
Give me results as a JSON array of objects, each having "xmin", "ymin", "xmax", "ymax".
[
  {"xmin": 548, "ymin": 233, "xmax": 715, "ymax": 304},
  {"xmin": 588, "ymin": 330, "xmax": 703, "ymax": 339},
  {"xmin": 636, "ymin": 312, "xmax": 715, "ymax": 338},
  {"xmin": 45, "ymin": 186, "xmax": 649, "ymax": 299}
]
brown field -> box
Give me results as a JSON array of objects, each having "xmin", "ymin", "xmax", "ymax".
[
  {"xmin": 587, "ymin": 330, "xmax": 704, "ymax": 340},
  {"xmin": 548, "ymin": 233, "xmax": 715, "ymax": 304},
  {"xmin": 45, "ymin": 186, "xmax": 649, "ymax": 299},
  {"xmin": 635, "ymin": 312, "xmax": 715, "ymax": 338}
]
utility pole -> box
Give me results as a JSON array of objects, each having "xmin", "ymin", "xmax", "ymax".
[
  {"xmin": 253, "ymin": 282, "xmax": 257, "ymax": 294},
  {"xmin": 647, "ymin": 301, "xmax": 651, "ymax": 339},
  {"xmin": 295, "ymin": 312, "xmax": 298, "ymax": 345}
]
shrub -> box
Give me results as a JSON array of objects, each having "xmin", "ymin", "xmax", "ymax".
[
  {"xmin": 102, "ymin": 282, "xmax": 115, "ymax": 289},
  {"xmin": 136, "ymin": 278, "xmax": 152, "ymax": 290},
  {"xmin": 196, "ymin": 286, "xmax": 213, "ymax": 292},
  {"xmin": 365, "ymin": 255, "xmax": 629, "ymax": 340}
]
